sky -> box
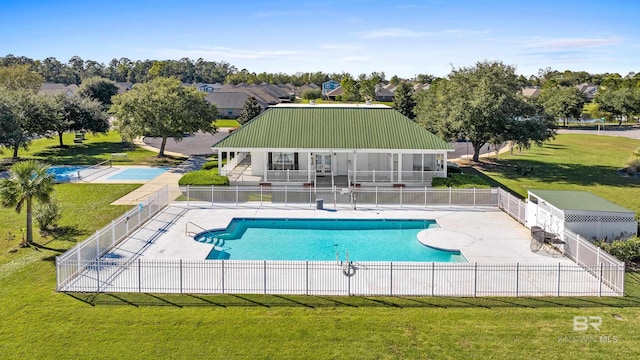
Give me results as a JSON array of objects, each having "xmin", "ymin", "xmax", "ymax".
[{"xmin": 1, "ymin": 0, "xmax": 639, "ymax": 78}]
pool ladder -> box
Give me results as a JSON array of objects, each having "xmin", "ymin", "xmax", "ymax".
[{"xmin": 185, "ymin": 221, "xmax": 207, "ymax": 237}]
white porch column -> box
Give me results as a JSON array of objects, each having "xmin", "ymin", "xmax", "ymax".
[
  {"xmin": 421, "ymin": 153, "xmax": 425, "ymax": 182},
  {"xmin": 217, "ymin": 149, "xmax": 221, "ymax": 174},
  {"xmin": 398, "ymin": 153, "xmax": 403, "ymax": 182},
  {"xmin": 353, "ymin": 151, "xmax": 357, "ymax": 183},
  {"xmin": 443, "ymin": 152, "xmax": 448, "ymax": 176},
  {"xmin": 263, "ymin": 152, "xmax": 268, "ymax": 180},
  {"xmin": 389, "ymin": 153, "xmax": 393, "ymax": 183},
  {"xmin": 307, "ymin": 152, "xmax": 312, "ymax": 182}
]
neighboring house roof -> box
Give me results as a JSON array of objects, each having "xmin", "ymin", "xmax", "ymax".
[
  {"xmin": 325, "ymin": 87, "xmax": 344, "ymax": 97},
  {"xmin": 576, "ymin": 83, "xmax": 598, "ymax": 99},
  {"xmin": 383, "ymin": 84, "xmax": 397, "ymax": 93},
  {"xmin": 375, "ymin": 87, "xmax": 394, "ymax": 98},
  {"xmin": 114, "ymin": 82, "xmax": 132, "ymax": 94},
  {"xmin": 528, "ymin": 190, "xmax": 633, "ymax": 213},
  {"xmin": 212, "ymin": 105, "xmax": 453, "ymax": 151},
  {"xmin": 38, "ymin": 83, "xmax": 78, "ymax": 96},
  {"xmin": 522, "ymin": 86, "xmax": 541, "ymax": 98},
  {"xmin": 205, "ymin": 92, "xmax": 267, "ymax": 110}
]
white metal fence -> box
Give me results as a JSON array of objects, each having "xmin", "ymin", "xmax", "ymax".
[
  {"xmin": 55, "ymin": 186, "xmax": 169, "ymax": 291},
  {"xmin": 560, "ymin": 229, "xmax": 625, "ymax": 294},
  {"xmin": 180, "ymin": 185, "xmax": 500, "ymax": 208},
  {"xmin": 55, "ymin": 185, "xmax": 626, "ymax": 297},
  {"xmin": 56, "ymin": 259, "xmax": 621, "ymax": 296}
]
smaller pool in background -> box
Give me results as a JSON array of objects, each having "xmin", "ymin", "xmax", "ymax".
[
  {"xmin": 107, "ymin": 167, "xmax": 168, "ymax": 181},
  {"xmin": 47, "ymin": 165, "xmax": 86, "ymax": 182}
]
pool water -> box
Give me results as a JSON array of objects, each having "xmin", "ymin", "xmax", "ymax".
[
  {"xmin": 47, "ymin": 166, "xmax": 86, "ymax": 182},
  {"xmin": 107, "ymin": 167, "xmax": 168, "ymax": 180},
  {"xmin": 197, "ymin": 218, "xmax": 465, "ymax": 262}
]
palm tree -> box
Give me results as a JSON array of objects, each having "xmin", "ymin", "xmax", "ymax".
[{"xmin": 0, "ymin": 160, "xmax": 54, "ymax": 245}]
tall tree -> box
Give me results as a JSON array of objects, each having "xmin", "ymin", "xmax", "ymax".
[
  {"xmin": 0, "ymin": 64, "xmax": 44, "ymax": 93},
  {"xmin": 110, "ymin": 77, "xmax": 217, "ymax": 156},
  {"xmin": 0, "ymin": 90, "xmax": 52, "ymax": 158},
  {"xmin": 537, "ymin": 86, "xmax": 587, "ymax": 126},
  {"xmin": 238, "ymin": 96, "xmax": 263, "ymax": 125},
  {"xmin": 339, "ymin": 74, "xmax": 360, "ymax": 102},
  {"xmin": 0, "ymin": 160, "xmax": 54, "ymax": 245},
  {"xmin": 594, "ymin": 87, "xmax": 640, "ymax": 126},
  {"xmin": 415, "ymin": 60, "xmax": 532, "ymax": 161},
  {"xmin": 78, "ymin": 76, "xmax": 119, "ymax": 106},
  {"xmin": 392, "ymin": 82, "xmax": 416, "ymax": 119},
  {"xmin": 52, "ymin": 94, "xmax": 109, "ymax": 146}
]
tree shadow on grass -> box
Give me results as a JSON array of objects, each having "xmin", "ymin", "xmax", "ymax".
[
  {"xmin": 34, "ymin": 141, "xmax": 133, "ymax": 165},
  {"xmin": 50, "ymin": 225, "xmax": 86, "ymax": 242},
  {"xmin": 472, "ymin": 159, "xmax": 640, "ymax": 188}
]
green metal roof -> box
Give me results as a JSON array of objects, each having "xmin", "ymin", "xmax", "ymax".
[
  {"xmin": 529, "ymin": 190, "xmax": 634, "ymax": 213},
  {"xmin": 212, "ymin": 107, "xmax": 452, "ymax": 150}
]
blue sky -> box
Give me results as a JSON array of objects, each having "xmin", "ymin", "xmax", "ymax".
[{"xmin": 1, "ymin": 0, "xmax": 639, "ymax": 78}]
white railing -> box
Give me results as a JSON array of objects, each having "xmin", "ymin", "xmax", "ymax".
[
  {"xmin": 219, "ymin": 152, "xmax": 248, "ymax": 176},
  {"xmin": 560, "ymin": 229, "xmax": 625, "ymax": 294},
  {"xmin": 265, "ymin": 170, "xmax": 313, "ymax": 182},
  {"xmin": 56, "ymin": 260, "xmax": 622, "ymax": 296},
  {"xmin": 497, "ymin": 188, "xmax": 527, "ymax": 224},
  {"xmin": 55, "ymin": 186, "xmax": 169, "ymax": 291},
  {"xmin": 348, "ymin": 170, "xmax": 443, "ymax": 184}
]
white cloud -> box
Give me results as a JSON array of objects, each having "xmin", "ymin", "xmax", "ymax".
[
  {"xmin": 356, "ymin": 28, "xmax": 489, "ymax": 39},
  {"xmin": 153, "ymin": 46, "xmax": 313, "ymax": 60},
  {"xmin": 341, "ymin": 56, "xmax": 370, "ymax": 62},
  {"xmin": 526, "ymin": 37, "xmax": 622, "ymax": 49}
]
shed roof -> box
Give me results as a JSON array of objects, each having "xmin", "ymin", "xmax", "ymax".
[
  {"xmin": 529, "ymin": 190, "xmax": 634, "ymax": 213},
  {"xmin": 212, "ymin": 106, "xmax": 453, "ymax": 150}
]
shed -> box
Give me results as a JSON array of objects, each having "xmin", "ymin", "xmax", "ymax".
[{"xmin": 526, "ymin": 190, "xmax": 637, "ymax": 241}]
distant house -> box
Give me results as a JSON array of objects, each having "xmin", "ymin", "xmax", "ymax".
[
  {"xmin": 195, "ymin": 83, "xmax": 223, "ymax": 93},
  {"xmin": 576, "ymin": 83, "xmax": 598, "ymax": 100},
  {"xmin": 205, "ymin": 92, "xmax": 267, "ymax": 118},
  {"xmin": 374, "ymin": 87, "xmax": 394, "ymax": 102},
  {"xmin": 38, "ymin": 83, "xmax": 78, "ymax": 96},
  {"xmin": 321, "ymin": 80, "xmax": 340, "ymax": 96},
  {"xmin": 114, "ymin": 82, "xmax": 133, "ymax": 94},
  {"xmin": 522, "ymin": 86, "xmax": 541, "ymax": 98},
  {"xmin": 325, "ymin": 86, "xmax": 343, "ymax": 101}
]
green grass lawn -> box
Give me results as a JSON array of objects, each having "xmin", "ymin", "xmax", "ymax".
[
  {"xmin": 215, "ymin": 119, "xmax": 240, "ymax": 128},
  {"xmin": 474, "ymin": 134, "xmax": 640, "ymax": 215},
  {"xmin": 0, "ymin": 131, "xmax": 184, "ymax": 168},
  {"xmin": 2, "ymin": 133, "xmax": 640, "ymax": 358}
]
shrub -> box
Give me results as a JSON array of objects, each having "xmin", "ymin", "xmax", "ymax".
[
  {"xmin": 432, "ymin": 174, "xmax": 489, "ymax": 188},
  {"xmin": 625, "ymin": 158, "xmax": 640, "ymax": 175},
  {"xmin": 201, "ymin": 160, "xmax": 218, "ymax": 170},
  {"xmin": 34, "ymin": 199, "xmax": 62, "ymax": 235},
  {"xmin": 301, "ymin": 88, "xmax": 322, "ymax": 100},
  {"xmin": 447, "ymin": 164, "xmax": 463, "ymax": 174},
  {"xmin": 595, "ymin": 237, "xmax": 640, "ymax": 266},
  {"xmin": 178, "ymin": 170, "xmax": 229, "ymax": 186}
]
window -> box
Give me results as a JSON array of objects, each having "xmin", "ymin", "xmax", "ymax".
[{"xmin": 270, "ymin": 152, "xmax": 296, "ymax": 170}]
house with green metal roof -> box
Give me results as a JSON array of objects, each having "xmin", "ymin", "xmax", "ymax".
[
  {"xmin": 212, "ymin": 104, "xmax": 453, "ymax": 187},
  {"xmin": 526, "ymin": 190, "xmax": 637, "ymax": 241}
]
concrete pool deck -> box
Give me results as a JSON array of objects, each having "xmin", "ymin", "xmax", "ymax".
[{"xmin": 109, "ymin": 203, "xmax": 569, "ymax": 264}]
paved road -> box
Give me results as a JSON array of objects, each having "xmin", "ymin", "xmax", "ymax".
[
  {"xmin": 143, "ymin": 130, "xmax": 230, "ymax": 156},
  {"xmin": 558, "ymin": 127, "xmax": 640, "ymax": 139}
]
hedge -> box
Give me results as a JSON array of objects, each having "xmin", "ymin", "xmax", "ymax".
[
  {"xmin": 178, "ymin": 170, "xmax": 229, "ymax": 186},
  {"xmin": 432, "ymin": 173, "xmax": 489, "ymax": 188}
]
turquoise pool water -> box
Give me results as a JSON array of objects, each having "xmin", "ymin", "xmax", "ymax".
[
  {"xmin": 47, "ymin": 166, "xmax": 86, "ymax": 182},
  {"xmin": 107, "ymin": 167, "xmax": 168, "ymax": 180},
  {"xmin": 197, "ymin": 218, "xmax": 465, "ymax": 262}
]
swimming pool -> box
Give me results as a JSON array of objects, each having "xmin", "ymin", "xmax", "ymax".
[
  {"xmin": 48, "ymin": 165, "xmax": 86, "ymax": 182},
  {"xmin": 196, "ymin": 218, "xmax": 465, "ymax": 262},
  {"xmin": 107, "ymin": 167, "xmax": 168, "ymax": 181}
]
